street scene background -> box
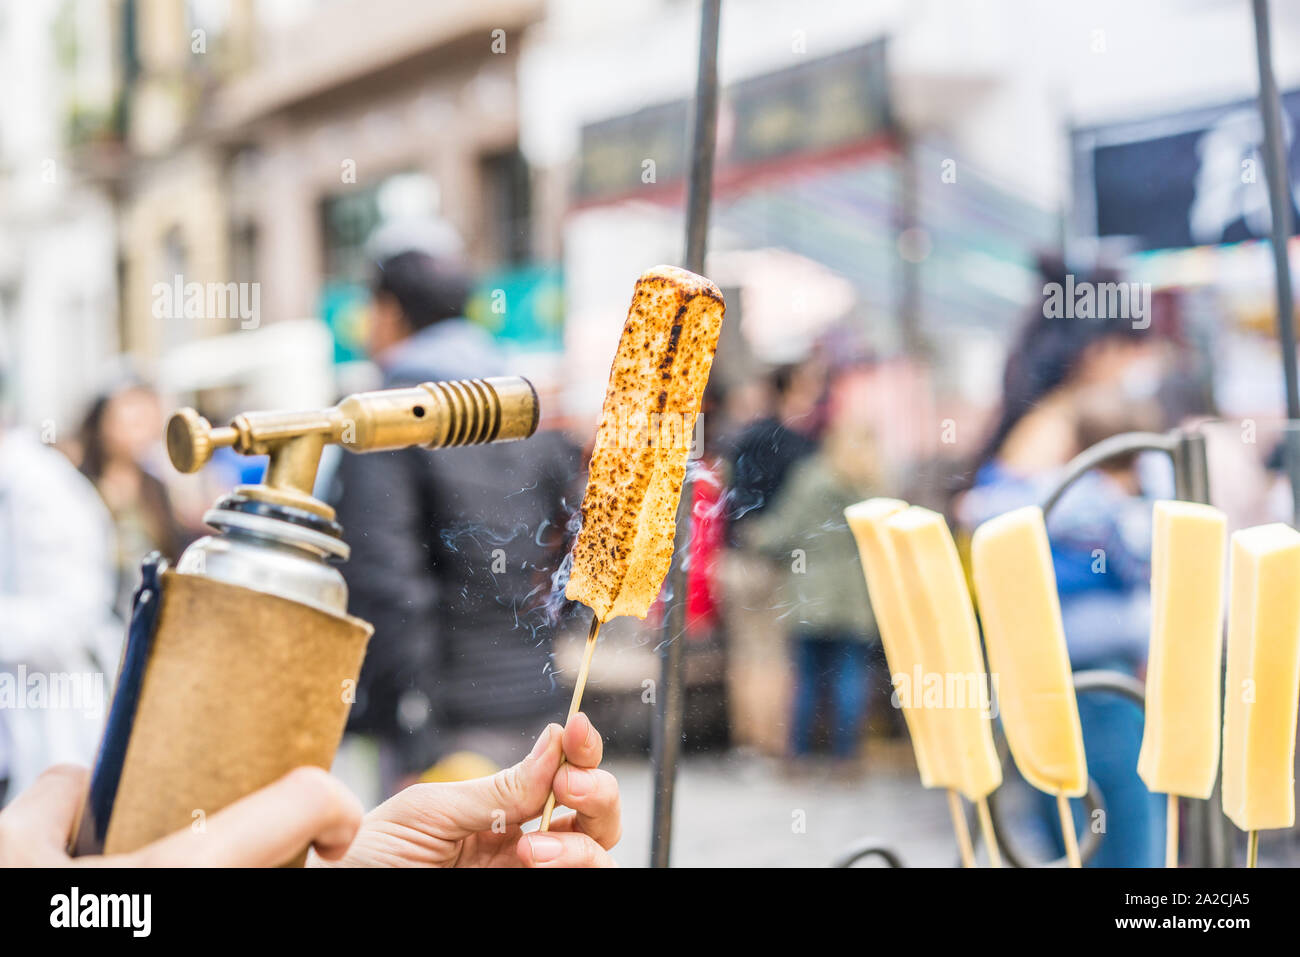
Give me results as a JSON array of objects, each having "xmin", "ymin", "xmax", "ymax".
[{"xmin": 4, "ymin": 0, "xmax": 1300, "ymax": 867}]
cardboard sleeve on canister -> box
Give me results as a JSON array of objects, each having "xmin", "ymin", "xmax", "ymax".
[{"xmin": 101, "ymin": 570, "xmax": 372, "ymax": 863}]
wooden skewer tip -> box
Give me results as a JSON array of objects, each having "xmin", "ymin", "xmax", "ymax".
[
  {"xmin": 1057, "ymin": 792, "xmax": 1081, "ymax": 869},
  {"xmin": 947, "ymin": 789, "xmax": 977, "ymax": 868},
  {"xmin": 976, "ymin": 796, "xmax": 1002, "ymax": 869}
]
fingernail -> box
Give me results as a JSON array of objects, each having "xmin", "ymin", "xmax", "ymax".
[
  {"xmin": 565, "ymin": 767, "xmax": 593, "ymax": 797},
  {"xmin": 527, "ymin": 834, "xmax": 563, "ymax": 862}
]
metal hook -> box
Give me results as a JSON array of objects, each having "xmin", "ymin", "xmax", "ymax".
[
  {"xmin": 832, "ymin": 837, "xmax": 907, "ymax": 868},
  {"xmin": 975, "ymin": 669, "xmax": 1144, "ymax": 867}
]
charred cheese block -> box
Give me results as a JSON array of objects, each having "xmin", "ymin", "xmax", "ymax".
[{"xmin": 565, "ymin": 266, "xmax": 725, "ymax": 622}]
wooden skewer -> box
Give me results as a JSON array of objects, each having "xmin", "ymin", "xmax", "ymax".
[
  {"xmin": 947, "ymin": 789, "xmax": 976, "ymax": 867},
  {"xmin": 539, "ymin": 612, "xmax": 603, "ymax": 831},
  {"xmin": 1165, "ymin": 794, "xmax": 1179, "ymax": 868},
  {"xmin": 1057, "ymin": 792, "xmax": 1081, "ymax": 868},
  {"xmin": 1246, "ymin": 830, "xmax": 1259, "ymax": 868},
  {"xmin": 976, "ymin": 796, "xmax": 1002, "ymax": 868}
]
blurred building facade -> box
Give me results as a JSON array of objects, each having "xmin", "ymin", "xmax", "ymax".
[
  {"xmin": 0, "ymin": 1, "xmax": 119, "ymax": 432},
  {"xmin": 518, "ymin": 0, "xmax": 1300, "ymax": 435},
  {"xmin": 53, "ymin": 0, "xmax": 546, "ymax": 414},
  {"xmin": 4, "ymin": 0, "xmax": 1300, "ymax": 433}
]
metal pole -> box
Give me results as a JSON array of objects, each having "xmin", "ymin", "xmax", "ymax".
[
  {"xmin": 650, "ymin": 0, "xmax": 722, "ymax": 869},
  {"xmin": 1251, "ymin": 0, "xmax": 1300, "ymax": 524},
  {"xmin": 895, "ymin": 129, "xmax": 923, "ymax": 355},
  {"xmin": 681, "ymin": 0, "xmax": 722, "ymax": 276}
]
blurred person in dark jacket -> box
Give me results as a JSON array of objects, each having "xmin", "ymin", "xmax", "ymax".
[
  {"xmin": 724, "ymin": 360, "xmax": 822, "ymax": 536},
  {"xmin": 333, "ymin": 247, "xmax": 577, "ymax": 795}
]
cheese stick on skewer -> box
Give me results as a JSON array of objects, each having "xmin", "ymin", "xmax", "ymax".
[
  {"xmin": 844, "ymin": 499, "xmax": 943, "ymax": 787},
  {"xmin": 541, "ymin": 266, "xmax": 724, "ymax": 831},
  {"xmin": 886, "ymin": 507, "xmax": 1003, "ymax": 865},
  {"xmin": 1137, "ymin": 501, "xmax": 1227, "ymax": 867},
  {"xmin": 971, "ymin": 506, "xmax": 1086, "ymax": 867},
  {"xmin": 1221, "ymin": 523, "xmax": 1300, "ymax": 862},
  {"xmin": 846, "ymin": 499, "xmax": 977, "ymax": 866},
  {"xmin": 564, "ymin": 266, "xmax": 725, "ymax": 621}
]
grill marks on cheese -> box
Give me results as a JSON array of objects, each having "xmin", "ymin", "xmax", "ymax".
[{"xmin": 565, "ymin": 266, "xmax": 724, "ymax": 622}]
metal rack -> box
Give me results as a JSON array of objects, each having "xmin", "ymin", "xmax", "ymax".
[
  {"xmin": 834, "ymin": 669, "xmax": 1134, "ymax": 868},
  {"xmin": 991, "ymin": 426, "xmax": 1231, "ymax": 868},
  {"xmin": 834, "ymin": 426, "xmax": 1230, "ymax": 868}
]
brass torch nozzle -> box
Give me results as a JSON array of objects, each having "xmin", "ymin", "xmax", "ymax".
[{"xmin": 166, "ymin": 376, "xmax": 539, "ymax": 519}]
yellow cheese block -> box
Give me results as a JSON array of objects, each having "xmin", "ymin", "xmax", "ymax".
[
  {"xmin": 1137, "ymin": 500, "xmax": 1227, "ymax": 799},
  {"xmin": 845, "ymin": 498, "xmax": 942, "ymax": 789},
  {"xmin": 971, "ymin": 506, "xmax": 1087, "ymax": 797},
  {"xmin": 1221, "ymin": 522, "xmax": 1300, "ymax": 832},
  {"xmin": 886, "ymin": 507, "xmax": 1001, "ymax": 801}
]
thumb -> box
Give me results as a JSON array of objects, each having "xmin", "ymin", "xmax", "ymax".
[
  {"xmin": 423, "ymin": 723, "xmax": 563, "ymax": 837},
  {"xmin": 0, "ymin": 764, "xmax": 87, "ymax": 865}
]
